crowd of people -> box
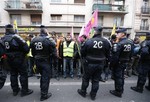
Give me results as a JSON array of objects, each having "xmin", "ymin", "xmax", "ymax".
[{"xmin": 0, "ymin": 24, "xmax": 150, "ymax": 101}]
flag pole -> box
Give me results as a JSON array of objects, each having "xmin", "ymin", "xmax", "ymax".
[{"xmin": 13, "ymin": 19, "xmax": 18, "ymax": 34}]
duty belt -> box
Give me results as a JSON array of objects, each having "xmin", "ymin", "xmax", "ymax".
[{"xmin": 34, "ymin": 55, "xmax": 50, "ymax": 59}]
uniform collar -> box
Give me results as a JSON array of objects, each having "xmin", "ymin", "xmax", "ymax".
[{"xmin": 93, "ymin": 34, "xmax": 102, "ymax": 38}]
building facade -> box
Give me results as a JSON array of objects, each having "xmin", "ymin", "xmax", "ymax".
[
  {"xmin": 134, "ymin": 0, "xmax": 150, "ymax": 40},
  {"xmin": 0, "ymin": 0, "xmax": 132, "ymax": 38},
  {"xmin": 93, "ymin": 0, "xmax": 132, "ymax": 37}
]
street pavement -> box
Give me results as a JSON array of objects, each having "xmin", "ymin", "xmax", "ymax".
[{"xmin": 0, "ymin": 75, "xmax": 149, "ymax": 102}]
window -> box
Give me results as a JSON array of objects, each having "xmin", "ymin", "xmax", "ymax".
[
  {"xmin": 141, "ymin": 19, "xmax": 148, "ymax": 26},
  {"xmin": 114, "ymin": 16, "xmax": 123, "ymax": 27},
  {"xmin": 74, "ymin": 15, "xmax": 85, "ymax": 22},
  {"xmin": 94, "ymin": 0, "xmax": 104, "ymax": 4},
  {"xmin": 114, "ymin": 0, "xmax": 123, "ymax": 5},
  {"xmin": 30, "ymin": 0, "xmax": 40, "ymax": 2},
  {"xmin": 141, "ymin": 19, "xmax": 149, "ymax": 30},
  {"xmin": 10, "ymin": 14, "xmax": 21, "ymax": 25},
  {"xmin": 51, "ymin": 14, "xmax": 62, "ymax": 21},
  {"xmin": 31, "ymin": 14, "xmax": 41, "ymax": 25},
  {"xmin": 50, "ymin": 0, "xmax": 61, "ymax": 3},
  {"xmin": 143, "ymin": 0, "xmax": 149, "ymax": 6},
  {"xmin": 98, "ymin": 16, "xmax": 103, "ymax": 26},
  {"xmin": 9, "ymin": 0, "xmax": 21, "ymax": 9},
  {"xmin": 74, "ymin": 0, "xmax": 85, "ymax": 3}
]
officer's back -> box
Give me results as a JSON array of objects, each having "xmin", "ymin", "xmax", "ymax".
[
  {"xmin": 2, "ymin": 25, "xmax": 29, "ymax": 56},
  {"xmin": 78, "ymin": 26, "xmax": 111, "ymax": 100},
  {"xmin": 31, "ymin": 28, "xmax": 55, "ymax": 58},
  {"xmin": 82, "ymin": 27, "xmax": 110, "ymax": 63},
  {"xmin": 30, "ymin": 27, "xmax": 56, "ymax": 101},
  {"xmin": 1, "ymin": 24, "xmax": 33, "ymax": 97}
]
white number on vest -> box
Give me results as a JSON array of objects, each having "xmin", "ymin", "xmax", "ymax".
[
  {"xmin": 93, "ymin": 41, "xmax": 103, "ymax": 48},
  {"xmin": 123, "ymin": 44, "xmax": 131, "ymax": 51},
  {"xmin": 35, "ymin": 42, "xmax": 43, "ymax": 50},
  {"xmin": 5, "ymin": 42, "xmax": 10, "ymax": 49}
]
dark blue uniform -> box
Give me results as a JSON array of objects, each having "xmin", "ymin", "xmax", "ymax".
[
  {"xmin": 110, "ymin": 42, "xmax": 118, "ymax": 79},
  {"xmin": 131, "ymin": 39, "xmax": 150, "ymax": 92},
  {"xmin": 111, "ymin": 37, "xmax": 133, "ymax": 95},
  {"xmin": 0, "ymin": 38, "xmax": 6, "ymax": 89},
  {"xmin": 78, "ymin": 34, "xmax": 111, "ymax": 100},
  {"xmin": 30, "ymin": 32, "xmax": 56, "ymax": 100},
  {"xmin": 1, "ymin": 32, "xmax": 33, "ymax": 96}
]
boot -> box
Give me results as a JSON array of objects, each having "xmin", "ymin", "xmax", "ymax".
[
  {"xmin": 13, "ymin": 88, "xmax": 20, "ymax": 96},
  {"xmin": 40, "ymin": 93, "xmax": 52, "ymax": 101},
  {"xmin": 21, "ymin": 89, "xmax": 33, "ymax": 97},
  {"xmin": 145, "ymin": 86, "xmax": 150, "ymax": 91},
  {"xmin": 130, "ymin": 86, "xmax": 143, "ymax": 93},
  {"xmin": 77, "ymin": 89, "xmax": 86, "ymax": 97},
  {"xmin": 110, "ymin": 90, "xmax": 122, "ymax": 98},
  {"xmin": 90, "ymin": 93, "xmax": 96, "ymax": 100}
]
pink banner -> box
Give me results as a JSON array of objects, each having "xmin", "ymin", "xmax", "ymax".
[{"xmin": 84, "ymin": 10, "xmax": 98, "ymax": 37}]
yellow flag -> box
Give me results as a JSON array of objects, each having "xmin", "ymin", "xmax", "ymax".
[
  {"xmin": 111, "ymin": 24, "xmax": 116, "ymax": 36},
  {"xmin": 13, "ymin": 20, "xmax": 18, "ymax": 33}
]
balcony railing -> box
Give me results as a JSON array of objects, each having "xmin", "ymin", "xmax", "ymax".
[
  {"xmin": 140, "ymin": 25, "xmax": 149, "ymax": 30},
  {"xmin": 92, "ymin": 4, "xmax": 128, "ymax": 13},
  {"xmin": 5, "ymin": 1, "xmax": 42, "ymax": 10},
  {"xmin": 141, "ymin": 6, "xmax": 150, "ymax": 14}
]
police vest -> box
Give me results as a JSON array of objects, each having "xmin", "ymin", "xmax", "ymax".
[
  {"xmin": 32, "ymin": 36, "xmax": 50, "ymax": 57},
  {"xmin": 63, "ymin": 41, "xmax": 74, "ymax": 57}
]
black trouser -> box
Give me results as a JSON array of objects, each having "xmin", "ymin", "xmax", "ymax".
[
  {"xmin": 131, "ymin": 56, "xmax": 139, "ymax": 74},
  {"xmin": 137, "ymin": 61, "xmax": 150, "ymax": 88},
  {"xmin": 114, "ymin": 62, "xmax": 127, "ymax": 93},
  {"xmin": 81, "ymin": 63, "xmax": 103, "ymax": 96},
  {"xmin": 52, "ymin": 57, "xmax": 59, "ymax": 78},
  {"xmin": 35, "ymin": 58, "xmax": 51, "ymax": 96},
  {"xmin": 148, "ymin": 71, "xmax": 150, "ymax": 87},
  {"xmin": 8, "ymin": 55, "xmax": 28, "ymax": 93},
  {"xmin": 27, "ymin": 57, "xmax": 34, "ymax": 75},
  {"xmin": 109, "ymin": 58, "xmax": 118, "ymax": 79},
  {"xmin": 0, "ymin": 63, "xmax": 7, "ymax": 89}
]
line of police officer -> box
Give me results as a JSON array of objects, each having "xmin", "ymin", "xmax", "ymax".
[
  {"xmin": 77, "ymin": 26, "xmax": 150, "ymax": 100},
  {"xmin": 0, "ymin": 24, "xmax": 150, "ymax": 101},
  {"xmin": 0, "ymin": 24, "xmax": 56, "ymax": 101}
]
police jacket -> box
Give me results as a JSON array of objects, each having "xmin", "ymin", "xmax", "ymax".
[
  {"xmin": 0, "ymin": 39, "xmax": 5, "ymax": 57},
  {"xmin": 114, "ymin": 37, "xmax": 133, "ymax": 62},
  {"xmin": 139, "ymin": 39, "xmax": 150, "ymax": 61},
  {"xmin": 1, "ymin": 33, "xmax": 29, "ymax": 56},
  {"xmin": 81, "ymin": 34, "xmax": 111, "ymax": 63},
  {"xmin": 30, "ymin": 33, "xmax": 56, "ymax": 59}
]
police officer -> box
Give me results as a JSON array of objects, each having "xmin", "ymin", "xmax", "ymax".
[
  {"xmin": 0, "ymin": 38, "xmax": 6, "ymax": 89},
  {"xmin": 109, "ymin": 34, "xmax": 118, "ymax": 80},
  {"xmin": 30, "ymin": 26, "xmax": 56, "ymax": 101},
  {"xmin": 77, "ymin": 26, "xmax": 111, "ymax": 100},
  {"xmin": 131, "ymin": 32, "xmax": 150, "ymax": 93},
  {"xmin": 110, "ymin": 28, "xmax": 133, "ymax": 97},
  {"xmin": 1, "ymin": 24, "xmax": 33, "ymax": 96}
]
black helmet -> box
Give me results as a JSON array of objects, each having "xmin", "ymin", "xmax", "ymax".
[
  {"xmin": 40, "ymin": 25, "xmax": 45, "ymax": 28},
  {"xmin": 5, "ymin": 24, "xmax": 15, "ymax": 34},
  {"xmin": 5, "ymin": 24, "xmax": 13, "ymax": 29},
  {"xmin": 116, "ymin": 28, "xmax": 127, "ymax": 34},
  {"xmin": 94, "ymin": 26, "xmax": 103, "ymax": 33}
]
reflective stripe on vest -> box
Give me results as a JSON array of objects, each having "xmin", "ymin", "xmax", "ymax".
[{"xmin": 63, "ymin": 41, "xmax": 74, "ymax": 57}]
